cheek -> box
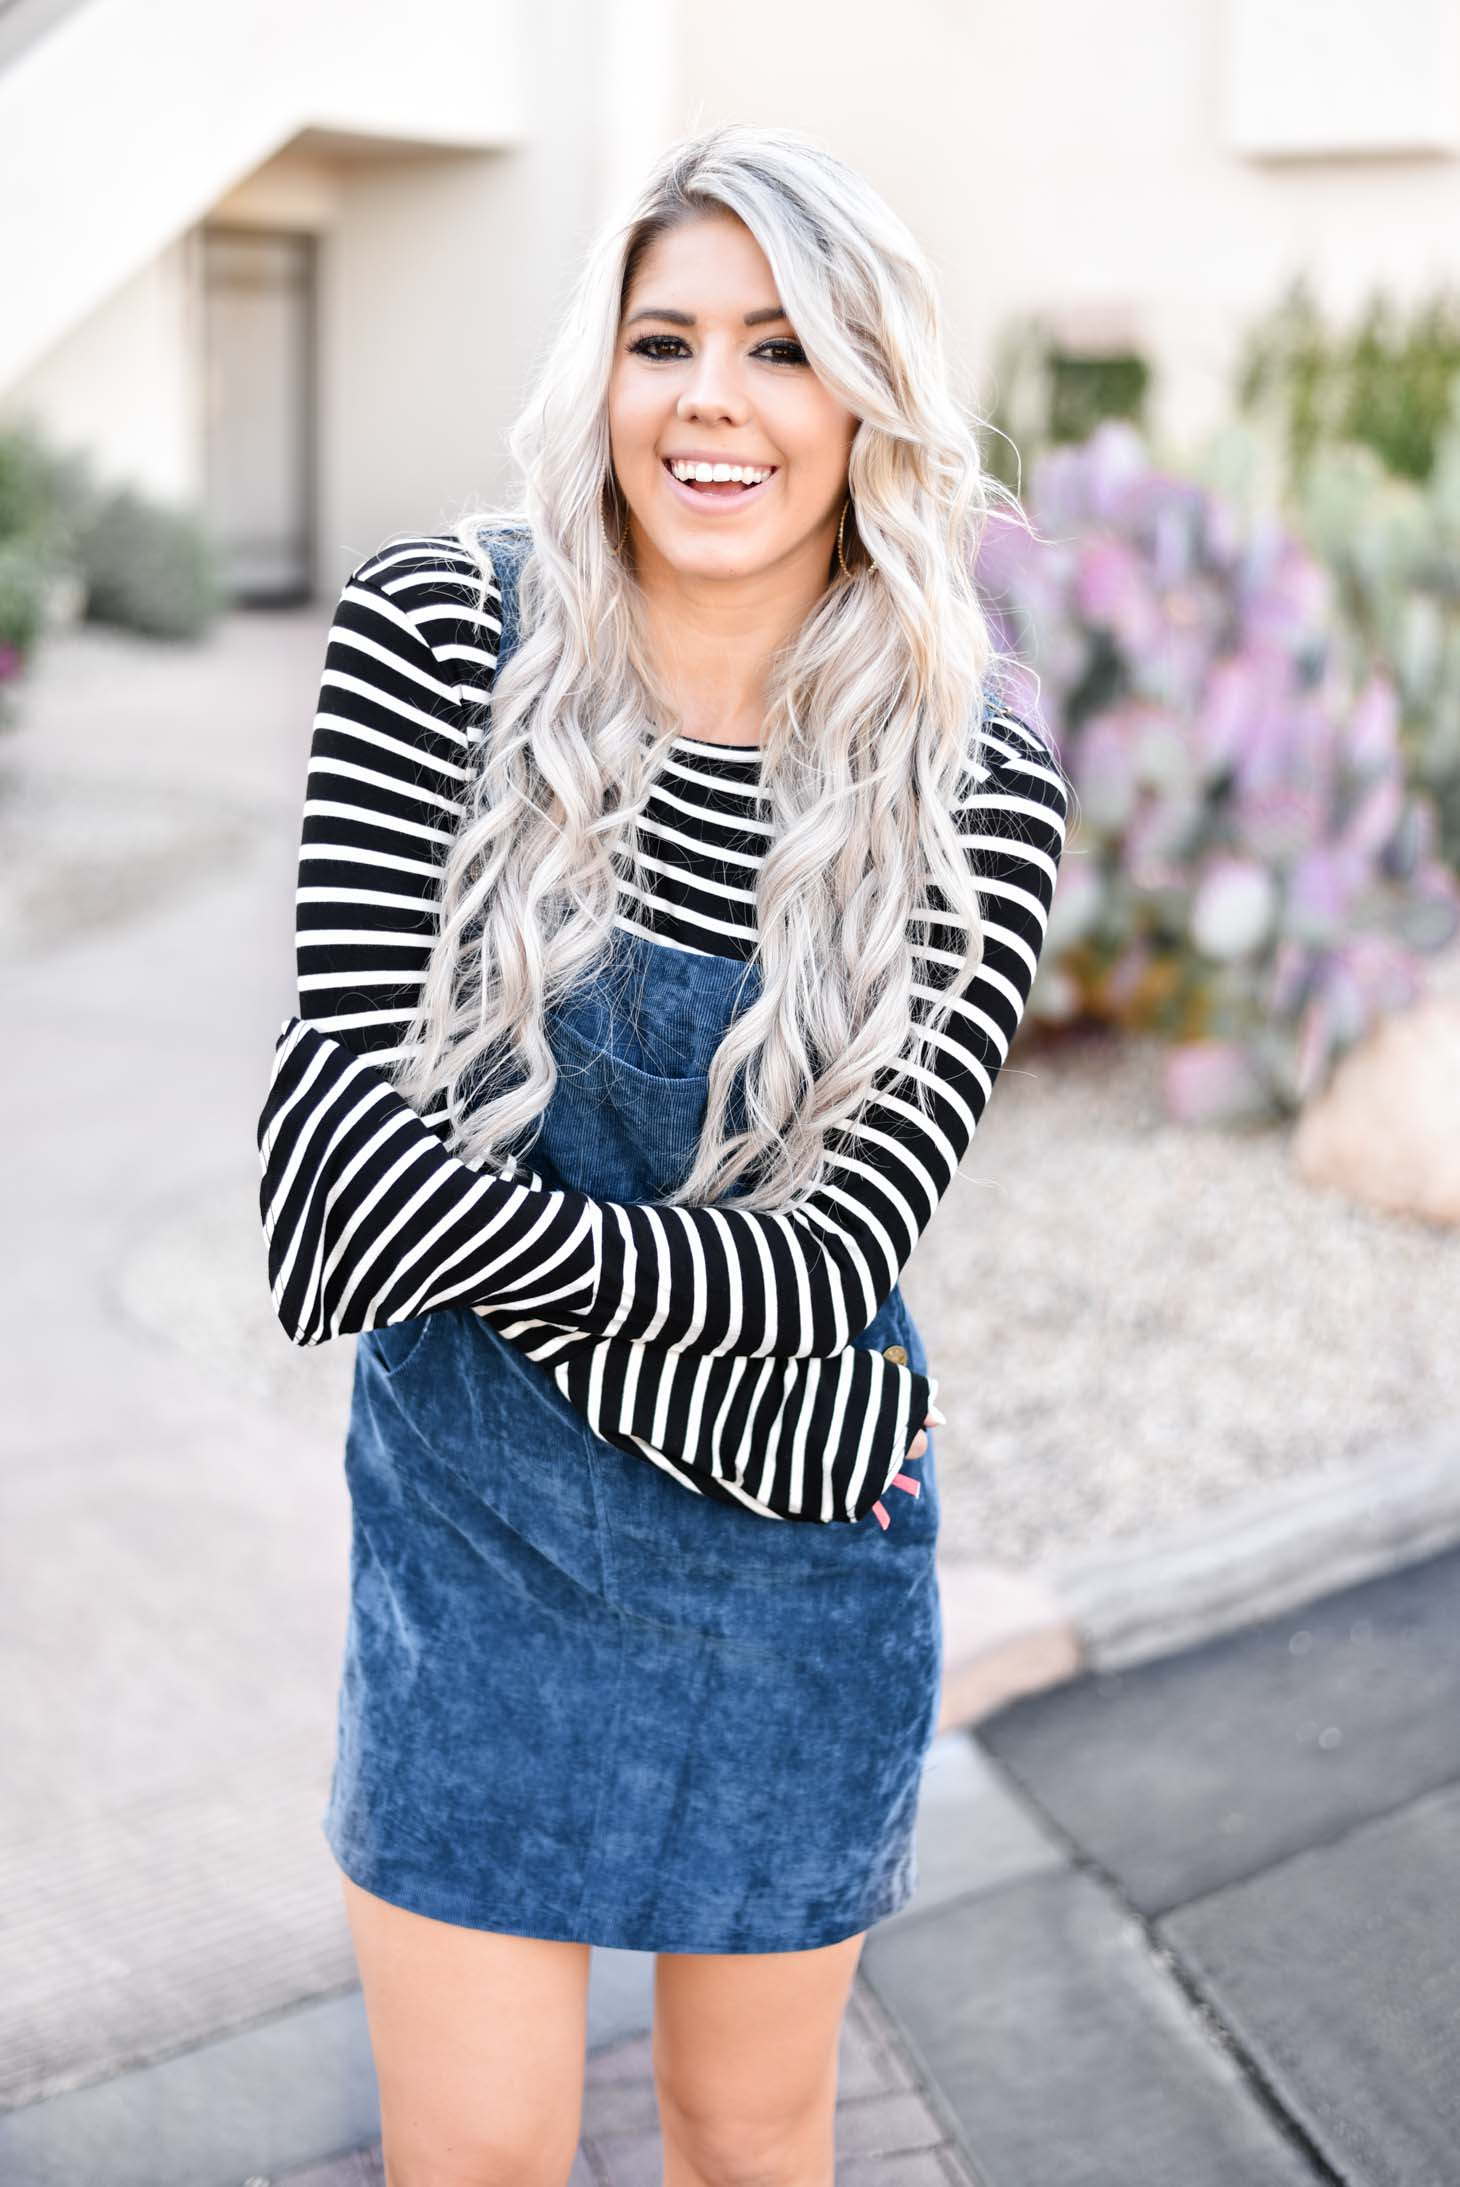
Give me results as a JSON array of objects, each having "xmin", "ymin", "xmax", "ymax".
[
  {"xmin": 777, "ymin": 392, "xmax": 857, "ymax": 493},
  {"xmin": 607, "ymin": 380, "xmax": 664, "ymax": 448},
  {"xmin": 607, "ymin": 380, "xmax": 658, "ymax": 466},
  {"xmin": 780, "ymin": 446, "xmax": 853, "ymax": 518}
]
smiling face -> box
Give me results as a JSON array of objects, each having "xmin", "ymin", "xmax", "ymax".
[{"xmin": 607, "ymin": 209, "xmax": 858, "ymax": 587}]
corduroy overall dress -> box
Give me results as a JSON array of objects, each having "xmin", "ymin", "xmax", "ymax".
[{"xmin": 321, "ymin": 533, "xmax": 944, "ymax": 1954}]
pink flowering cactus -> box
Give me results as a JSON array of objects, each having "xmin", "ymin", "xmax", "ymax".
[{"xmin": 978, "ymin": 420, "xmax": 1459, "ymax": 1124}]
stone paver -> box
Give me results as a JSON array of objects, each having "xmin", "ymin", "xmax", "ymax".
[
  {"xmin": 876, "ymin": 1715, "xmax": 1065, "ymax": 1925},
  {"xmin": 269, "ymin": 2156, "xmax": 383, "ymax": 2187},
  {"xmin": 0, "ymin": 1991, "xmax": 379, "ymax": 2187},
  {"xmin": 862, "ymin": 1868, "xmax": 1320, "ymax": 2187},
  {"xmin": 881, "ymin": 1547, "xmax": 1460, "ymax": 2187},
  {"xmin": 973, "ymin": 1543, "xmax": 1460, "ymax": 1915},
  {"xmin": 0, "ymin": 609, "xmax": 361, "ymax": 2113},
  {"xmin": 1162, "ymin": 1780, "xmax": 1460, "ymax": 2187}
]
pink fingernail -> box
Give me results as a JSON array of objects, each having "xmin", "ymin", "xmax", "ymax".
[
  {"xmin": 871, "ymin": 1499, "xmax": 890, "ymax": 1529},
  {"xmin": 892, "ymin": 1473, "xmax": 920, "ymax": 1496}
]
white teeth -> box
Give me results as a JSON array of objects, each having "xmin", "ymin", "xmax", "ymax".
[{"xmin": 668, "ymin": 459, "xmax": 773, "ymax": 486}]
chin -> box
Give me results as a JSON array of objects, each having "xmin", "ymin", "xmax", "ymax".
[
  {"xmin": 676, "ymin": 543, "xmax": 775, "ymax": 581},
  {"xmin": 645, "ymin": 527, "xmax": 770, "ymax": 578}
]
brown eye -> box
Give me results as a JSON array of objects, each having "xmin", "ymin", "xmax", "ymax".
[
  {"xmin": 626, "ymin": 334, "xmax": 808, "ymax": 365},
  {"xmin": 628, "ymin": 335, "xmax": 688, "ymax": 359}
]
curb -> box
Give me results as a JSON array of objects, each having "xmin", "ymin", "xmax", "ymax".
[
  {"xmin": 936, "ymin": 1426, "xmax": 1460, "ymax": 1726},
  {"xmin": 934, "ymin": 1562, "xmax": 1081, "ymax": 1734}
]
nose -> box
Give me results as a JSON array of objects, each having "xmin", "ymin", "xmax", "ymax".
[{"xmin": 675, "ymin": 342, "xmax": 751, "ymax": 428}]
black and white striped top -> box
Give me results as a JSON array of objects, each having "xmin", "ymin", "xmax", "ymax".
[{"xmin": 257, "ymin": 532, "xmax": 1068, "ymax": 1524}]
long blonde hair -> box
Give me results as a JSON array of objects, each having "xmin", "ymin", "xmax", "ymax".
[{"xmin": 393, "ymin": 120, "xmax": 1040, "ymax": 1213}]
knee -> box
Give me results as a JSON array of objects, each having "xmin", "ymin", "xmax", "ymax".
[
  {"xmin": 657, "ymin": 2083, "xmax": 833, "ymax": 2187},
  {"xmin": 382, "ymin": 2125, "xmax": 578, "ymax": 2187}
]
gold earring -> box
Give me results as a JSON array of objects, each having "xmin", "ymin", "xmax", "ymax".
[
  {"xmin": 605, "ymin": 488, "xmax": 628, "ymax": 554},
  {"xmin": 837, "ymin": 496, "xmax": 873, "ymax": 577}
]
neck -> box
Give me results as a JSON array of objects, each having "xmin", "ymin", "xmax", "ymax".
[{"xmin": 631, "ymin": 526, "xmax": 832, "ymax": 745}]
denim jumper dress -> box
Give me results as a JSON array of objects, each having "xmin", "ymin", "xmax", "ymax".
[{"xmin": 321, "ymin": 529, "xmax": 944, "ymax": 1955}]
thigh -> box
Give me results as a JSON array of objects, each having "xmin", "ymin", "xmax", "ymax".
[
  {"xmin": 340, "ymin": 1872, "xmax": 591, "ymax": 2187},
  {"xmin": 652, "ymin": 1931, "xmax": 866, "ymax": 2177}
]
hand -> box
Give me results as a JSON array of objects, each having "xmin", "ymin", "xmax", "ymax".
[
  {"xmin": 871, "ymin": 1401, "xmax": 944, "ymax": 1530},
  {"xmin": 908, "ymin": 1396, "xmax": 945, "ymax": 1462}
]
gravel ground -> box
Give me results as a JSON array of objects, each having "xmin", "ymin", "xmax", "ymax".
[
  {"xmin": 116, "ymin": 1007, "xmax": 1460, "ymax": 1571},
  {"xmin": 910, "ymin": 1009, "xmax": 1459, "ymax": 1565}
]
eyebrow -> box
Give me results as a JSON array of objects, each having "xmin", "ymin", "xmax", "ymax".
[{"xmin": 623, "ymin": 304, "xmax": 791, "ymax": 328}]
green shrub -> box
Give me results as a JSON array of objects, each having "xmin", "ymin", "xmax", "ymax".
[
  {"xmin": 0, "ymin": 420, "xmax": 97, "ymax": 561},
  {"xmin": 0, "ymin": 421, "xmax": 99, "ymax": 722},
  {"xmin": 983, "ymin": 311, "xmax": 1154, "ymax": 498},
  {"xmin": 0, "ymin": 537, "xmax": 49, "ymax": 723},
  {"xmin": 1237, "ymin": 273, "xmax": 1460, "ymax": 490},
  {"xmin": 78, "ymin": 486, "xmax": 227, "ymax": 639}
]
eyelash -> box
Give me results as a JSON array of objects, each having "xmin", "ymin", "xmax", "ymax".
[{"xmin": 627, "ymin": 334, "xmax": 808, "ymax": 366}]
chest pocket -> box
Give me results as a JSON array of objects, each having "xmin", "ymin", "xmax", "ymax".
[{"xmin": 537, "ymin": 928, "xmax": 762, "ymax": 1206}]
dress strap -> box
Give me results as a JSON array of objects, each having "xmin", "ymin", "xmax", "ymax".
[{"xmin": 475, "ymin": 522, "xmax": 532, "ymax": 687}]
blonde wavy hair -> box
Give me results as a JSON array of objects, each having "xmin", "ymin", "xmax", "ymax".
[{"xmin": 391, "ymin": 119, "xmax": 1043, "ymax": 1213}]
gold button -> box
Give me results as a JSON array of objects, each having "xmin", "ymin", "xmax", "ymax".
[{"xmin": 882, "ymin": 1342, "xmax": 908, "ymax": 1365}]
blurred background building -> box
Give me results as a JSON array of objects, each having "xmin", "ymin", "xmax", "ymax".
[{"xmin": 6, "ymin": 0, "xmax": 1460, "ymax": 597}]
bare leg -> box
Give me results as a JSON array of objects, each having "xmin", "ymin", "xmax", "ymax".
[
  {"xmin": 339, "ymin": 1871, "xmax": 591, "ymax": 2187},
  {"xmin": 652, "ymin": 1929, "xmax": 867, "ymax": 2186}
]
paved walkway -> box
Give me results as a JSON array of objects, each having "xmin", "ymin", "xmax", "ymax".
[
  {"xmin": 271, "ymin": 1544, "xmax": 1459, "ymax": 2187},
  {"xmin": 4, "ymin": 1540, "xmax": 1447, "ymax": 2182}
]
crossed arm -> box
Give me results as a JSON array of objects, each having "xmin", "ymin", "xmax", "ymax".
[{"xmin": 257, "ymin": 536, "xmax": 1067, "ymax": 1520}]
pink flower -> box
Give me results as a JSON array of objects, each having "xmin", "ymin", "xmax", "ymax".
[{"xmin": 1164, "ymin": 1041, "xmax": 1272, "ymax": 1126}]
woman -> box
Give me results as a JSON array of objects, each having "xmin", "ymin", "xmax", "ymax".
[{"xmin": 257, "ymin": 122, "xmax": 1068, "ymax": 2187}]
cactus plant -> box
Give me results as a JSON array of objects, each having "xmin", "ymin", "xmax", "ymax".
[
  {"xmin": 1283, "ymin": 385, "xmax": 1460, "ymax": 862},
  {"xmin": 978, "ymin": 419, "xmax": 1460, "ymax": 1126}
]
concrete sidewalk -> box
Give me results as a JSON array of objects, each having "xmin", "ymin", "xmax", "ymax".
[
  {"xmin": 4, "ymin": 1541, "xmax": 1453, "ymax": 2184},
  {"xmin": 875, "ymin": 1539, "xmax": 1460, "ymax": 2187},
  {"xmin": 289, "ymin": 1537, "xmax": 1460, "ymax": 2187},
  {"xmin": 285, "ymin": 1540, "xmax": 1460, "ymax": 2187}
]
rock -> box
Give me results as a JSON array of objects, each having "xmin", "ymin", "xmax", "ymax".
[{"xmin": 1294, "ymin": 992, "xmax": 1460, "ymax": 1224}]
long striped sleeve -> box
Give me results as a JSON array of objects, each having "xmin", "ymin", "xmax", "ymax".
[
  {"xmin": 257, "ymin": 534, "xmax": 1067, "ymax": 1362},
  {"xmin": 588, "ymin": 723, "xmax": 1068, "ymax": 1359},
  {"xmin": 256, "ymin": 530, "xmax": 1066, "ymax": 1517},
  {"xmin": 258, "ymin": 539, "xmax": 943, "ymax": 1521}
]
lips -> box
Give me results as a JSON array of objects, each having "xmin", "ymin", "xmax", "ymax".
[{"xmin": 660, "ymin": 458, "xmax": 778, "ymax": 512}]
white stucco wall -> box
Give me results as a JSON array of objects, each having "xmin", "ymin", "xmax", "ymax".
[
  {"xmin": 1, "ymin": 236, "xmax": 203, "ymax": 505},
  {"xmin": 4, "ymin": 0, "xmax": 1459, "ymax": 592},
  {"xmin": 673, "ymin": 0, "xmax": 1460, "ymax": 455}
]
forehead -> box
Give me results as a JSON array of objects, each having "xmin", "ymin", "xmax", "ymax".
[{"xmin": 623, "ymin": 211, "xmax": 779, "ymax": 313}]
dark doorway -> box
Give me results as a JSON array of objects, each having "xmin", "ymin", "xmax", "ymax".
[{"xmin": 201, "ymin": 226, "xmax": 318, "ymax": 604}]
